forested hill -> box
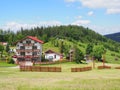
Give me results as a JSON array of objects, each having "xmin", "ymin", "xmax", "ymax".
[
  {"xmin": 0, "ymin": 25, "xmax": 120, "ymax": 52},
  {"xmin": 105, "ymin": 32, "xmax": 120, "ymax": 42},
  {"xmin": 1, "ymin": 25, "xmax": 107, "ymax": 43}
]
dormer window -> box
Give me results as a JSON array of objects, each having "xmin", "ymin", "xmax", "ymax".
[{"xmin": 26, "ymin": 40, "xmax": 31, "ymax": 44}]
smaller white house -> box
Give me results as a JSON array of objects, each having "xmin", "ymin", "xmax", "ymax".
[{"xmin": 45, "ymin": 50, "xmax": 63, "ymax": 61}]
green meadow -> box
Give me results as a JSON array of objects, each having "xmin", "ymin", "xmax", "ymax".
[{"xmin": 0, "ymin": 62, "xmax": 120, "ymax": 90}]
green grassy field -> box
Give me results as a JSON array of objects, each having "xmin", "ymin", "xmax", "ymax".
[
  {"xmin": 0, "ymin": 62, "xmax": 120, "ymax": 90},
  {"xmin": 0, "ymin": 62, "xmax": 17, "ymax": 67}
]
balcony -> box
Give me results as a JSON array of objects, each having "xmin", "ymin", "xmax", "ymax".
[
  {"xmin": 17, "ymin": 55, "xmax": 25, "ymax": 58},
  {"xmin": 17, "ymin": 55, "xmax": 40, "ymax": 58},
  {"xmin": 16, "ymin": 49, "xmax": 40, "ymax": 52},
  {"xmin": 25, "ymin": 49, "xmax": 33, "ymax": 52},
  {"xmin": 33, "ymin": 55, "xmax": 40, "ymax": 58},
  {"xmin": 16, "ymin": 49, "xmax": 25, "ymax": 52},
  {"xmin": 33, "ymin": 49, "xmax": 40, "ymax": 52}
]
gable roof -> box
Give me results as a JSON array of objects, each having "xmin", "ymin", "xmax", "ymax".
[
  {"xmin": 15, "ymin": 36, "xmax": 44, "ymax": 44},
  {"xmin": 27, "ymin": 36, "xmax": 44, "ymax": 44},
  {"xmin": 45, "ymin": 49, "xmax": 62, "ymax": 55}
]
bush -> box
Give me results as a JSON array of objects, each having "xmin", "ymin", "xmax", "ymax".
[
  {"xmin": 111, "ymin": 53, "xmax": 115, "ymax": 56},
  {"xmin": 8, "ymin": 58, "xmax": 14, "ymax": 64},
  {"xmin": 116, "ymin": 55, "xmax": 120, "ymax": 58},
  {"xmin": 115, "ymin": 58, "xmax": 118, "ymax": 61},
  {"xmin": 73, "ymin": 47, "xmax": 84, "ymax": 64}
]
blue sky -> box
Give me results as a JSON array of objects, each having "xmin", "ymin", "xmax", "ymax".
[{"xmin": 0, "ymin": 0, "xmax": 120, "ymax": 35}]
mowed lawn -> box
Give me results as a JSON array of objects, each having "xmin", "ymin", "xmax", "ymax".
[{"xmin": 0, "ymin": 62, "xmax": 120, "ymax": 90}]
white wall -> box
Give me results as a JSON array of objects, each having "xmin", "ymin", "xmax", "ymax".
[
  {"xmin": 26, "ymin": 52, "xmax": 32, "ymax": 55},
  {"xmin": 25, "ymin": 46, "xmax": 32, "ymax": 49},
  {"xmin": 16, "ymin": 42, "xmax": 23, "ymax": 49},
  {"xmin": 45, "ymin": 53, "xmax": 61, "ymax": 61}
]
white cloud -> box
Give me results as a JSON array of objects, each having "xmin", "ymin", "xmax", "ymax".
[
  {"xmin": 64, "ymin": 0, "xmax": 77, "ymax": 3},
  {"xmin": 65, "ymin": 0, "xmax": 120, "ymax": 14},
  {"xmin": 87, "ymin": 25, "xmax": 120, "ymax": 35},
  {"xmin": 75, "ymin": 15, "xmax": 82, "ymax": 19},
  {"xmin": 72, "ymin": 20, "xmax": 90, "ymax": 25},
  {"xmin": 80, "ymin": 0, "xmax": 120, "ymax": 14},
  {"xmin": 88, "ymin": 11, "xmax": 94, "ymax": 16},
  {"xmin": 1, "ymin": 20, "xmax": 119, "ymax": 35},
  {"xmin": 107, "ymin": 8, "xmax": 120, "ymax": 14},
  {"xmin": 0, "ymin": 21, "xmax": 62, "ymax": 32}
]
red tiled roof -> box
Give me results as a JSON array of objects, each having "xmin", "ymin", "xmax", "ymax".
[
  {"xmin": 15, "ymin": 36, "xmax": 44, "ymax": 44},
  {"xmin": 27, "ymin": 36, "xmax": 44, "ymax": 44}
]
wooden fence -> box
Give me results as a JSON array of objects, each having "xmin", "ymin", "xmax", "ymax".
[
  {"xmin": 115, "ymin": 66, "xmax": 120, "ymax": 69},
  {"xmin": 20, "ymin": 66, "xmax": 61, "ymax": 72},
  {"xmin": 71, "ymin": 66, "xmax": 92, "ymax": 72},
  {"xmin": 97, "ymin": 65, "xmax": 111, "ymax": 69}
]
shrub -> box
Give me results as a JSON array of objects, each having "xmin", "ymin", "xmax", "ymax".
[
  {"xmin": 8, "ymin": 58, "xmax": 14, "ymax": 64},
  {"xmin": 116, "ymin": 55, "xmax": 120, "ymax": 58},
  {"xmin": 111, "ymin": 53, "xmax": 115, "ymax": 56}
]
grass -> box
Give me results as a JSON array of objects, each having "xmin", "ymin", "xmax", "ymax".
[
  {"xmin": 0, "ymin": 61, "xmax": 17, "ymax": 67},
  {"xmin": 0, "ymin": 62, "xmax": 120, "ymax": 90},
  {"xmin": 43, "ymin": 42, "xmax": 59, "ymax": 52},
  {"xmin": 106, "ymin": 50, "xmax": 120, "ymax": 64}
]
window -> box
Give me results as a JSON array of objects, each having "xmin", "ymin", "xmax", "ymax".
[
  {"xmin": 26, "ymin": 40, "xmax": 31, "ymax": 44},
  {"xmin": 32, "ymin": 52, "xmax": 37, "ymax": 55},
  {"xmin": 49, "ymin": 56, "xmax": 53, "ymax": 60},
  {"xmin": 20, "ymin": 46, "xmax": 25, "ymax": 49},
  {"xmin": 32, "ymin": 46, "xmax": 37, "ymax": 49},
  {"xmin": 54, "ymin": 55, "xmax": 56, "ymax": 58},
  {"xmin": 20, "ymin": 52, "xmax": 25, "ymax": 56}
]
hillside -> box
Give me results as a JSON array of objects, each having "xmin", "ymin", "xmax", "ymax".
[
  {"xmin": 1, "ymin": 25, "xmax": 120, "ymax": 64},
  {"xmin": 105, "ymin": 32, "xmax": 120, "ymax": 42}
]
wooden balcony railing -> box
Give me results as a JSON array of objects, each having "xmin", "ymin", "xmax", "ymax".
[
  {"xmin": 17, "ymin": 55, "xmax": 25, "ymax": 58},
  {"xmin": 33, "ymin": 49, "xmax": 40, "ymax": 52},
  {"xmin": 16, "ymin": 49, "xmax": 25, "ymax": 52},
  {"xmin": 17, "ymin": 55, "xmax": 40, "ymax": 58},
  {"xmin": 16, "ymin": 49, "xmax": 40, "ymax": 52},
  {"xmin": 25, "ymin": 49, "xmax": 33, "ymax": 52},
  {"xmin": 32, "ymin": 55, "xmax": 40, "ymax": 58}
]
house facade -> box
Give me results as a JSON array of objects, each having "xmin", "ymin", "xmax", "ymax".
[
  {"xmin": 45, "ymin": 50, "xmax": 63, "ymax": 61},
  {"xmin": 16, "ymin": 36, "xmax": 44, "ymax": 65},
  {"xmin": 0, "ymin": 42, "xmax": 8, "ymax": 46}
]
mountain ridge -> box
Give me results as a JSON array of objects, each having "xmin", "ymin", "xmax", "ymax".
[{"xmin": 105, "ymin": 32, "xmax": 120, "ymax": 42}]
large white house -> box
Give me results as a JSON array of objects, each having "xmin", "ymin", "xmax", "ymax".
[
  {"xmin": 45, "ymin": 50, "xmax": 63, "ymax": 61},
  {"xmin": 16, "ymin": 36, "xmax": 44, "ymax": 65}
]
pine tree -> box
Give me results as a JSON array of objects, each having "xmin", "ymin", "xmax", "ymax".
[
  {"xmin": 6, "ymin": 44, "xmax": 10, "ymax": 53},
  {"xmin": 0, "ymin": 44, "xmax": 4, "ymax": 57}
]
